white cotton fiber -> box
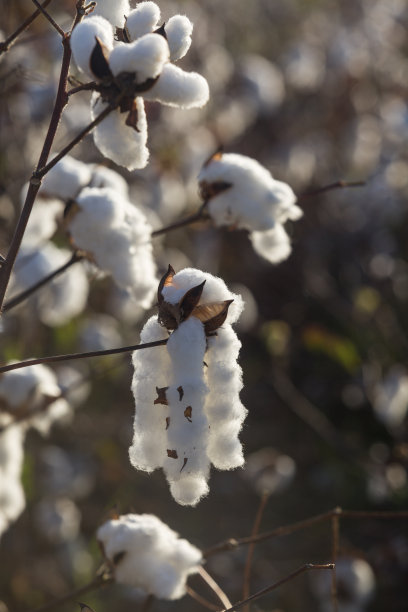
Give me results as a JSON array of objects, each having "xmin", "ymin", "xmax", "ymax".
[
  {"xmin": 97, "ymin": 513, "xmax": 202, "ymax": 599},
  {"xmin": 126, "ymin": 2, "xmax": 161, "ymax": 41},
  {"xmin": 91, "ymin": 0, "xmax": 130, "ymax": 28},
  {"xmin": 199, "ymin": 153, "xmax": 301, "ymax": 233},
  {"xmin": 130, "ymin": 268, "xmax": 247, "ymax": 505},
  {"xmin": 91, "ymin": 95, "xmax": 149, "ymax": 171},
  {"xmin": 250, "ymin": 224, "xmax": 292, "ymax": 264},
  {"xmin": 89, "ymin": 165, "xmax": 129, "ymax": 197},
  {"xmin": 40, "ymin": 155, "xmax": 92, "ymax": 200},
  {"xmin": 109, "ymin": 34, "xmax": 169, "ymax": 82},
  {"xmin": 165, "ymin": 15, "xmax": 193, "ymax": 61},
  {"xmin": 22, "ymin": 198, "xmax": 63, "ymax": 249},
  {"xmin": 70, "ymin": 16, "xmax": 114, "ymax": 79},
  {"xmin": 145, "ymin": 64, "xmax": 210, "ymax": 109},
  {"xmin": 0, "ymin": 420, "xmax": 26, "ymax": 539},
  {"xmin": 70, "ymin": 186, "xmax": 157, "ymax": 306}
]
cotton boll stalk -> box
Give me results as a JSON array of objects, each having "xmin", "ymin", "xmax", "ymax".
[
  {"xmin": 144, "ymin": 64, "xmax": 210, "ymax": 109},
  {"xmin": 125, "ymin": 2, "xmax": 161, "ymax": 41},
  {"xmin": 97, "ymin": 513, "xmax": 202, "ymax": 600},
  {"xmin": 165, "ymin": 15, "xmax": 193, "ymax": 61},
  {"xmin": 108, "ymin": 34, "xmax": 169, "ymax": 82},
  {"xmin": 70, "ymin": 17, "xmax": 114, "ymax": 79},
  {"xmin": 91, "ymin": 0, "xmax": 130, "ymax": 28},
  {"xmin": 250, "ymin": 224, "xmax": 292, "ymax": 264},
  {"xmin": 40, "ymin": 155, "xmax": 92, "ymax": 200},
  {"xmin": 91, "ymin": 95, "xmax": 149, "ymax": 170}
]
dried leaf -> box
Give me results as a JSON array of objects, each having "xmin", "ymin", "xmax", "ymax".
[
  {"xmin": 158, "ymin": 264, "xmax": 175, "ymax": 304},
  {"xmin": 193, "ymin": 299, "xmax": 234, "ymax": 334},
  {"xmin": 112, "ymin": 551, "xmax": 126, "ymax": 565},
  {"xmin": 184, "ymin": 406, "xmax": 192, "ymax": 422},
  {"xmin": 125, "ymin": 99, "xmax": 140, "ymax": 131},
  {"xmin": 203, "ymin": 146, "xmax": 224, "ymax": 168},
  {"xmin": 154, "ymin": 386, "xmax": 169, "ymax": 406},
  {"xmin": 180, "ymin": 457, "xmax": 188, "ymax": 472},
  {"xmin": 199, "ymin": 180, "xmax": 232, "ymax": 202},
  {"xmin": 167, "ymin": 449, "xmax": 178, "ymax": 459},
  {"xmin": 165, "ymin": 417, "xmax": 170, "ymax": 430},
  {"xmin": 154, "ymin": 22, "xmax": 167, "ymax": 39},
  {"xmin": 89, "ymin": 36, "xmax": 112, "ymax": 80},
  {"xmin": 115, "ymin": 25, "xmax": 131, "ymax": 43},
  {"xmin": 177, "ymin": 386, "xmax": 184, "ymax": 401},
  {"xmin": 179, "ymin": 281, "xmax": 206, "ymax": 321}
]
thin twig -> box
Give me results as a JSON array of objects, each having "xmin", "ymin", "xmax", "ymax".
[
  {"xmin": 31, "ymin": 0, "xmax": 65, "ymax": 37},
  {"xmin": 298, "ymin": 180, "xmax": 365, "ymax": 200},
  {"xmin": 67, "ymin": 81, "xmax": 98, "ymax": 96},
  {"xmin": 242, "ymin": 492, "xmax": 269, "ymax": 612},
  {"xmin": 331, "ymin": 510, "xmax": 340, "ymax": 612},
  {"xmin": 186, "ymin": 586, "xmax": 221, "ymax": 611},
  {"xmin": 27, "ymin": 574, "xmax": 113, "ymax": 612},
  {"xmin": 0, "ymin": 339, "xmax": 168, "ymax": 374},
  {"xmin": 197, "ymin": 566, "xmax": 232, "ymax": 610},
  {"xmin": 223, "ymin": 564, "xmax": 334, "ymax": 612},
  {"xmin": 0, "ymin": 1, "xmax": 87, "ymax": 311},
  {"xmin": 3, "ymin": 251, "xmax": 84, "ymax": 313},
  {"xmin": 0, "ymin": 0, "xmax": 54, "ymax": 55},
  {"xmin": 151, "ymin": 204, "xmax": 210, "ymax": 238}
]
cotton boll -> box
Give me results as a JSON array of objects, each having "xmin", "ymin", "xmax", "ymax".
[
  {"xmin": 91, "ymin": 0, "xmax": 130, "ymax": 28},
  {"xmin": 89, "ymin": 165, "xmax": 129, "ymax": 197},
  {"xmin": 70, "ymin": 17, "xmax": 114, "ymax": 79},
  {"xmin": 40, "ymin": 155, "xmax": 92, "ymax": 200},
  {"xmin": 91, "ymin": 95, "xmax": 149, "ymax": 170},
  {"xmin": 165, "ymin": 15, "xmax": 193, "ymax": 61},
  {"xmin": 126, "ymin": 2, "xmax": 161, "ymax": 41},
  {"xmin": 109, "ymin": 34, "xmax": 169, "ymax": 82},
  {"xmin": 22, "ymin": 198, "xmax": 64, "ymax": 249},
  {"xmin": 169, "ymin": 476, "xmax": 209, "ymax": 507},
  {"xmin": 76, "ymin": 187, "xmax": 126, "ymax": 229},
  {"xmin": 97, "ymin": 513, "xmax": 202, "ymax": 600},
  {"xmin": 199, "ymin": 153, "xmax": 301, "ymax": 233},
  {"xmin": 250, "ymin": 225, "xmax": 292, "ymax": 264},
  {"xmin": 144, "ymin": 64, "xmax": 209, "ymax": 109}
]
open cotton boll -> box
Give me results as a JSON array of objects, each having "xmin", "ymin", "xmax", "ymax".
[
  {"xmin": 165, "ymin": 15, "xmax": 193, "ymax": 61},
  {"xmin": 91, "ymin": 0, "xmax": 130, "ymax": 28},
  {"xmin": 0, "ymin": 365, "xmax": 71, "ymax": 436},
  {"xmin": 76, "ymin": 187, "xmax": 126, "ymax": 230},
  {"xmin": 97, "ymin": 513, "xmax": 202, "ymax": 600},
  {"xmin": 89, "ymin": 165, "xmax": 129, "ymax": 197},
  {"xmin": 145, "ymin": 64, "xmax": 210, "ymax": 109},
  {"xmin": 109, "ymin": 34, "xmax": 169, "ymax": 81},
  {"xmin": 199, "ymin": 152, "xmax": 301, "ymax": 232},
  {"xmin": 250, "ymin": 224, "xmax": 292, "ymax": 264},
  {"xmin": 91, "ymin": 95, "xmax": 149, "ymax": 170},
  {"xmin": 22, "ymin": 198, "xmax": 63, "ymax": 249},
  {"xmin": 125, "ymin": 2, "xmax": 161, "ymax": 41},
  {"xmin": 40, "ymin": 155, "xmax": 92, "ymax": 200},
  {"xmin": 70, "ymin": 17, "xmax": 114, "ymax": 79}
]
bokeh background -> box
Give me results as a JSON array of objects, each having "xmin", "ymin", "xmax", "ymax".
[{"xmin": 1, "ymin": 0, "xmax": 408, "ymax": 611}]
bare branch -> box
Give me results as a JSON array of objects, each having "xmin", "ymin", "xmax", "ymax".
[
  {"xmin": 152, "ymin": 204, "xmax": 210, "ymax": 238},
  {"xmin": 298, "ymin": 180, "xmax": 365, "ymax": 200},
  {"xmin": 3, "ymin": 251, "xmax": 84, "ymax": 313},
  {"xmin": 242, "ymin": 492, "xmax": 269, "ymax": 612},
  {"xmin": 197, "ymin": 566, "xmax": 232, "ymax": 610},
  {"xmin": 31, "ymin": 0, "xmax": 65, "ymax": 37},
  {"xmin": 223, "ymin": 564, "xmax": 334, "ymax": 612},
  {"xmin": 0, "ymin": 0, "xmax": 54, "ymax": 55}
]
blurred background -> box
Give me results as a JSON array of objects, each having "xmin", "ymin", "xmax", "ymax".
[{"xmin": 1, "ymin": 0, "xmax": 408, "ymax": 611}]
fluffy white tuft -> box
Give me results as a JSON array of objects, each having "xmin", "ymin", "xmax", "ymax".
[
  {"xmin": 97, "ymin": 513, "xmax": 202, "ymax": 599},
  {"xmin": 109, "ymin": 34, "xmax": 169, "ymax": 81},
  {"xmin": 70, "ymin": 186, "xmax": 157, "ymax": 307},
  {"xmin": 145, "ymin": 63, "xmax": 210, "ymax": 108},
  {"xmin": 250, "ymin": 224, "xmax": 292, "ymax": 264},
  {"xmin": 0, "ymin": 418, "xmax": 26, "ymax": 539},
  {"xmin": 91, "ymin": 0, "xmax": 130, "ymax": 28},
  {"xmin": 89, "ymin": 164, "xmax": 129, "ymax": 197},
  {"xmin": 165, "ymin": 15, "xmax": 193, "ymax": 61},
  {"xmin": 70, "ymin": 16, "xmax": 114, "ymax": 79},
  {"xmin": 41, "ymin": 155, "xmax": 92, "ymax": 200},
  {"xmin": 126, "ymin": 2, "xmax": 161, "ymax": 40},
  {"xmin": 91, "ymin": 95, "xmax": 149, "ymax": 170}
]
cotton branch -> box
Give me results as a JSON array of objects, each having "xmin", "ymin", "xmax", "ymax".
[
  {"xmin": 3, "ymin": 251, "xmax": 84, "ymax": 313},
  {"xmin": 0, "ymin": 0, "xmax": 54, "ymax": 55},
  {"xmin": 0, "ymin": 339, "xmax": 168, "ymax": 375},
  {"xmin": 0, "ymin": 1, "xmax": 88, "ymax": 312},
  {"xmin": 31, "ymin": 0, "xmax": 66, "ymax": 37},
  {"xmin": 222, "ymin": 564, "xmax": 334, "ymax": 612}
]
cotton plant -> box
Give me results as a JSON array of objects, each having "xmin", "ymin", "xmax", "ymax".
[
  {"xmin": 130, "ymin": 266, "xmax": 246, "ymax": 506},
  {"xmin": 198, "ymin": 151, "xmax": 303, "ymax": 264},
  {"xmin": 66, "ymin": 186, "xmax": 157, "ymax": 307},
  {"xmin": 0, "ymin": 363, "xmax": 71, "ymax": 436},
  {"xmin": 97, "ymin": 513, "xmax": 202, "ymax": 600},
  {"xmin": 69, "ymin": 3, "xmax": 209, "ymax": 170},
  {"xmin": 10, "ymin": 243, "xmax": 89, "ymax": 326}
]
